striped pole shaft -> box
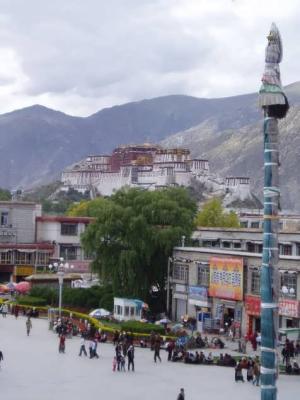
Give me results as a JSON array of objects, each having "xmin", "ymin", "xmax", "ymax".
[{"xmin": 261, "ymin": 116, "xmax": 280, "ymax": 400}]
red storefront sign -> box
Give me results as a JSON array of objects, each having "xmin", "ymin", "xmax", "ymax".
[{"xmin": 245, "ymin": 295, "xmax": 300, "ymax": 318}]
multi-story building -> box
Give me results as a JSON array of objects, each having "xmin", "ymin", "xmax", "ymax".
[
  {"xmin": 36, "ymin": 215, "xmax": 94, "ymax": 273},
  {"xmin": 169, "ymin": 227, "xmax": 300, "ymax": 336},
  {"xmin": 0, "ymin": 201, "xmax": 54, "ymax": 282}
]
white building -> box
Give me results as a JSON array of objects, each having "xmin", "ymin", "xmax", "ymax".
[
  {"xmin": 36, "ymin": 216, "xmax": 94, "ymax": 273},
  {"xmin": 113, "ymin": 297, "xmax": 143, "ymax": 321}
]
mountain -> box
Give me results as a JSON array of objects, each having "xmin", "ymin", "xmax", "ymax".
[
  {"xmin": 1, "ymin": 82, "xmax": 300, "ymax": 209},
  {"xmin": 162, "ymin": 83, "xmax": 300, "ymax": 211}
]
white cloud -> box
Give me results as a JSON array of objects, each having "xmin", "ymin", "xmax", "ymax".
[{"xmin": 0, "ymin": 0, "xmax": 299, "ymax": 115}]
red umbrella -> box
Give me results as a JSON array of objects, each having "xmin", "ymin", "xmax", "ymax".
[{"xmin": 15, "ymin": 281, "xmax": 31, "ymax": 293}]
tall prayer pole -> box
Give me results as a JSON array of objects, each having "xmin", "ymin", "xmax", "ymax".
[{"xmin": 258, "ymin": 23, "xmax": 289, "ymax": 400}]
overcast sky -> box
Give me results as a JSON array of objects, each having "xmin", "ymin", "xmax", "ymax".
[{"xmin": 0, "ymin": 0, "xmax": 299, "ymax": 116}]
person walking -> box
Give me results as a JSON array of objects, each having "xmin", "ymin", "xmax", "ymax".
[
  {"xmin": 26, "ymin": 317, "xmax": 32, "ymax": 336},
  {"xmin": 253, "ymin": 361, "xmax": 261, "ymax": 386},
  {"xmin": 154, "ymin": 336, "xmax": 162, "ymax": 363},
  {"xmin": 127, "ymin": 344, "xmax": 135, "ymax": 371},
  {"xmin": 79, "ymin": 338, "xmax": 87, "ymax": 356},
  {"xmin": 177, "ymin": 388, "xmax": 185, "ymax": 400},
  {"xmin": 59, "ymin": 334, "xmax": 66, "ymax": 353},
  {"xmin": 2, "ymin": 303, "xmax": 8, "ymax": 317},
  {"xmin": 0, "ymin": 350, "xmax": 3, "ymax": 370}
]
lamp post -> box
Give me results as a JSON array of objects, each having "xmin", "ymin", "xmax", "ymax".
[{"xmin": 49, "ymin": 258, "xmax": 74, "ymax": 319}]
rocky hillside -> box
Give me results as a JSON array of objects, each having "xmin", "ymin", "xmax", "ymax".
[{"xmin": 162, "ymin": 103, "xmax": 300, "ymax": 211}]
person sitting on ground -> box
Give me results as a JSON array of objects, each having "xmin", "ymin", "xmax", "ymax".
[
  {"xmin": 217, "ymin": 353, "xmax": 224, "ymax": 365},
  {"xmin": 195, "ymin": 351, "xmax": 200, "ymax": 364},
  {"xmin": 205, "ymin": 352, "xmax": 213, "ymax": 364},
  {"xmin": 292, "ymin": 360, "xmax": 300, "ymax": 375},
  {"xmin": 172, "ymin": 349, "xmax": 184, "ymax": 362}
]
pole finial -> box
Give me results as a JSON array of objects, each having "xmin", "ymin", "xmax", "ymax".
[{"xmin": 258, "ymin": 23, "xmax": 289, "ymax": 118}]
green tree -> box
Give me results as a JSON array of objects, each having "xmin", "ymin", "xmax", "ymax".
[
  {"xmin": 0, "ymin": 188, "xmax": 11, "ymax": 201},
  {"xmin": 195, "ymin": 198, "xmax": 240, "ymax": 228},
  {"xmin": 80, "ymin": 187, "xmax": 197, "ymax": 307}
]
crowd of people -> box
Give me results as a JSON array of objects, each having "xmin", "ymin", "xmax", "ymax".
[{"xmin": 234, "ymin": 357, "xmax": 261, "ymax": 385}]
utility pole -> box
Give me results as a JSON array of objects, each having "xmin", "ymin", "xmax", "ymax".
[{"xmin": 258, "ymin": 23, "xmax": 289, "ymax": 400}]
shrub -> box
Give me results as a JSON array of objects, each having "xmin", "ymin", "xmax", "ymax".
[
  {"xmin": 120, "ymin": 320, "xmax": 164, "ymax": 335},
  {"xmin": 17, "ymin": 296, "xmax": 48, "ymax": 306}
]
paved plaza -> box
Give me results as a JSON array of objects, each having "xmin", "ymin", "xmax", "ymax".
[{"xmin": 0, "ymin": 315, "xmax": 299, "ymax": 400}]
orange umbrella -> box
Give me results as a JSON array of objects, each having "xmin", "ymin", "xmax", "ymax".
[{"xmin": 0, "ymin": 284, "xmax": 9, "ymax": 293}]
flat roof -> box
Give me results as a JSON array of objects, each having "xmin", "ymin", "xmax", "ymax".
[{"xmin": 36, "ymin": 216, "xmax": 94, "ymax": 223}]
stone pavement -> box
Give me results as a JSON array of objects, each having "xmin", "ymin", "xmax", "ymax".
[{"xmin": 0, "ymin": 315, "xmax": 299, "ymax": 400}]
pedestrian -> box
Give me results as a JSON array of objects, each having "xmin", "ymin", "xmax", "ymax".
[
  {"xmin": 246, "ymin": 360, "xmax": 254, "ymax": 382},
  {"xmin": 154, "ymin": 336, "xmax": 162, "ymax": 363},
  {"xmin": 127, "ymin": 344, "xmax": 135, "ymax": 371},
  {"xmin": 112, "ymin": 356, "xmax": 117, "ymax": 372},
  {"xmin": 253, "ymin": 361, "xmax": 260, "ymax": 386},
  {"xmin": 177, "ymin": 388, "xmax": 185, "ymax": 400},
  {"xmin": 92, "ymin": 340, "xmax": 99, "ymax": 359},
  {"xmin": 235, "ymin": 361, "xmax": 244, "ymax": 382},
  {"xmin": 2, "ymin": 303, "xmax": 8, "ymax": 318},
  {"xmin": 79, "ymin": 338, "xmax": 87, "ymax": 356},
  {"xmin": 14, "ymin": 305, "xmax": 19, "ymax": 319},
  {"xmin": 0, "ymin": 350, "xmax": 3, "ymax": 369},
  {"xmin": 26, "ymin": 317, "xmax": 32, "ymax": 336},
  {"xmin": 120, "ymin": 355, "xmax": 126, "ymax": 371},
  {"xmin": 59, "ymin": 334, "xmax": 66, "ymax": 353}
]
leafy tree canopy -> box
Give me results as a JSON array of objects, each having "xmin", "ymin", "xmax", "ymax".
[
  {"xmin": 195, "ymin": 198, "xmax": 240, "ymax": 228},
  {"xmin": 0, "ymin": 187, "xmax": 11, "ymax": 201},
  {"xmin": 80, "ymin": 187, "xmax": 197, "ymax": 307}
]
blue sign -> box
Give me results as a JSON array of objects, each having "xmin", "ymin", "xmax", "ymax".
[{"xmin": 189, "ymin": 286, "xmax": 208, "ymax": 301}]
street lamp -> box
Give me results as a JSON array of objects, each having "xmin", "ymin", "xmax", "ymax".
[{"xmin": 50, "ymin": 258, "xmax": 74, "ymax": 318}]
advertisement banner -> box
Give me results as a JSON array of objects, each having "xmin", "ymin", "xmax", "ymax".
[
  {"xmin": 209, "ymin": 257, "xmax": 243, "ymax": 300},
  {"xmin": 245, "ymin": 295, "xmax": 300, "ymax": 318}
]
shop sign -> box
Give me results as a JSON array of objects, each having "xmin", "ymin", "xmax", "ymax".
[
  {"xmin": 15, "ymin": 265, "xmax": 34, "ymax": 276},
  {"xmin": 175, "ymin": 284, "xmax": 186, "ymax": 293},
  {"xmin": 245, "ymin": 295, "xmax": 300, "ymax": 318},
  {"xmin": 189, "ymin": 286, "xmax": 207, "ymax": 301},
  {"xmin": 279, "ymin": 299, "xmax": 300, "ymax": 318},
  {"xmin": 245, "ymin": 295, "xmax": 261, "ymax": 316},
  {"xmin": 209, "ymin": 257, "xmax": 243, "ymax": 301}
]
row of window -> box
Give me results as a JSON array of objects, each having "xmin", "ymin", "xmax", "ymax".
[
  {"xmin": 201, "ymin": 240, "xmax": 296, "ymax": 256},
  {"xmin": 114, "ymin": 305, "xmax": 136, "ymax": 316},
  {"xmin": 173, "ymin": 262, "xmax": 298, "ymax": 298},
  {"xmin": 240, "ymin": 221, "xmax": 284, "ymax": 229},
  {"xmin": 0, "ymin": 251, "xmax": 51, "ymax": 265}
]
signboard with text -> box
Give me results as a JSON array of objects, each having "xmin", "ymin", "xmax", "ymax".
[
  {"xmin": 209, "ymin": 257, "xmax": 243, "ymax": 301},
  {"xmin": 245, "ymin": 295, "xmax": 300, "ymax": 318}
]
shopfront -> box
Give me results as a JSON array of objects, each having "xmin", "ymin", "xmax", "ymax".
[
  {"xmin": 14, "ymin": 265, "xmax": 35, "ymax": 283},
  {"xmin": 188, "ymin": 286, "xmax": 211, "ymax": 332},
  {"xmin": 245, "ymin": 295, "xmax": 300, "ymax": 334},
  {"xmin": 209, "ymin": 256, "xmax": 244, "ymax": 336},
  {"xmin": 173, "ymin": 284, "xmax": 188, "ymax": 320}
]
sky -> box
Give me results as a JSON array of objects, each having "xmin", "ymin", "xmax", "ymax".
[{"xmin": 0, "ymin": 0, "xmax": 299, "ymax": 116}]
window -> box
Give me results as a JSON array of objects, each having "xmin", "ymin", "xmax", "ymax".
[
  {"xmin": 124, "ymin": 306, "xmax": 129, "ymax": 316},
  {"xmin": 222, "ymin": 241, "xmax": 231, "ymax": 248},
  {"xmin": 247, "ymin": 242, "xmax": 262, "ymax": 253},
  {"xmin": 233, "ymin": 242, "xmax": 242, "ymax": 249},
  {"xmin": 173, "ymin": 264, "xmax": 189, "ymax": 282},
  {"xmin": 130, "ymin": 307, "xmax": 135, "ymax": 316},
  {"xmin": 59, "ymin": 245, "xmax": 77, "ymax": 260},
  {"xmin": 281, "ymin": 272, "xmax": 297, "ymax": 298},
  {"xmin": 240, "ymin": 221, "xmax": 248, "ymax": 228},
  {"xmin": 36, "ymin": 252, "xmax": 51, "ymax": 266},
  {"xmin": 0, "ymin": 250, "xmax": 13, "ymax": 263},
  {"xmin": 280, "ymin": 244, "xmax": 292, "ymax": 256},
  {"xmin": 296, "ymin": 244, "xmax": 300, "ymax": 256},
  {"xmin": 197, "ymin": 262, "xmax": 209, "ymax": 286},
  {"xmin": 0, "ymin": 212, "xmax": 8, "ymax": 226},
  {"xmin": 15, "ymin": 251, "xmax": 33, "ymax": 265},
  {"xmin": 250, "ymin": 221, "xmax": 260, "ymax": 229},
  {"xmin": 115, "ymin": 305, "xmax": 122, "ymax": 315},
  {"xmin": 251, "ymin": 270, "xmax": 260, "ymax": 295},
  {"xmin": 61, "ymin": 223, "xmax": 78, "ymax": 236}
]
